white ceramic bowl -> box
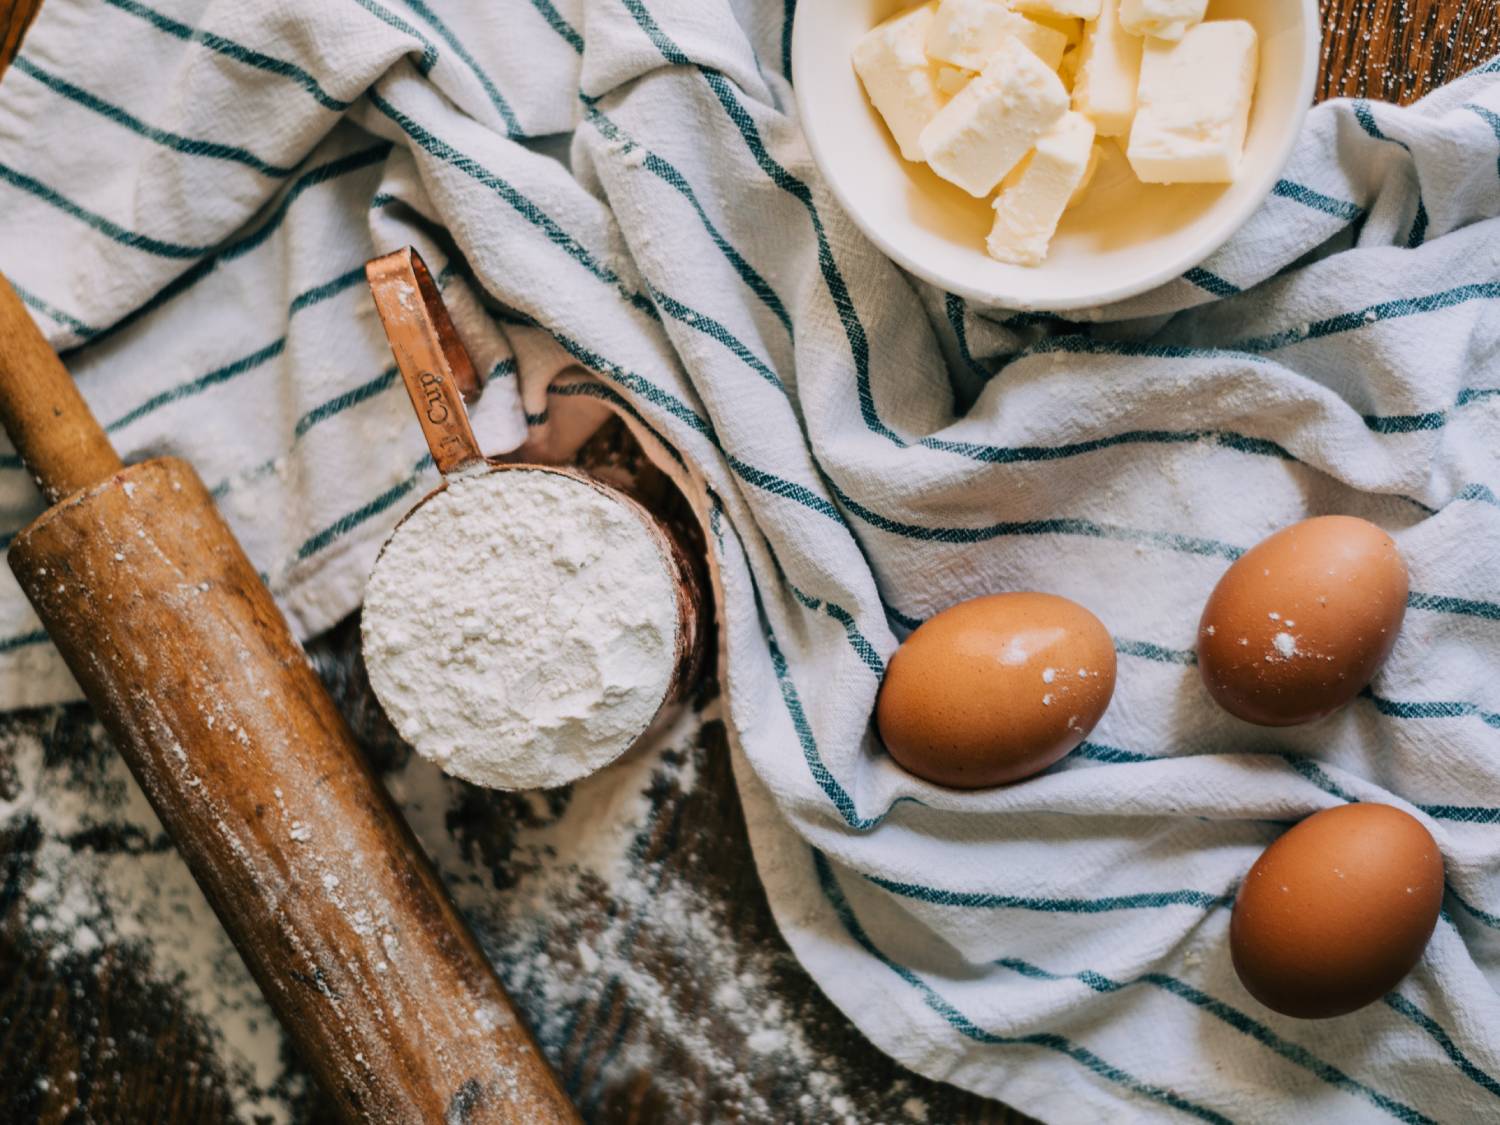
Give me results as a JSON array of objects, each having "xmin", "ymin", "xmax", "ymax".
[{"xmin": 793, "ymin": 0, "xmax": 1320, "ymax": 311}]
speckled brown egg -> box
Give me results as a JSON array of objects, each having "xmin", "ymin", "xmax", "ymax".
[
  {"xmin": 875, "ymin": 592, "xmax": 1116, "ymax": 788},
  {"xmin": 1198, "ymin": 516, "xmax": 1408, "ymax": 726},
  {"xmin": 1231, "ymin": 803, "xmax": 1443, "ymax": 1019}
]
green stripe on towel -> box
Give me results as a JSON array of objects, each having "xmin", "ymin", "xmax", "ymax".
[{"xmin": 102, "ymin": 0, "xmax": 351, "ymax": 111}]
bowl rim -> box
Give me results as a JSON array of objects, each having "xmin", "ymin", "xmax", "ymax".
[
  {"xmin": 792, "ymin": 0, "xmax": 1322, "ymax": 312},
  {"xmin": 362, "ymin": 462, "xmax": 700, "ymax": 792}
]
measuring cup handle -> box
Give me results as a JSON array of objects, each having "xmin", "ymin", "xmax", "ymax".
[{"xmin": 366, "ymin": 248, "xmax": 486, "ymax": 477}]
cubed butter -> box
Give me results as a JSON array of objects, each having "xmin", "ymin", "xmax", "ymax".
[
  {"xmin": 1026, "ymin": 12, "xmax": 1087, "ymax": 48},
  {"xmin": 1071, "ymin": 0, "xmax": 1143, "ymax": 138},
  {"xmin": 1118, "ymin": 0, "xmax": 1208, "ymax": 40},
  {"xmin": 1058, "ymin": 45, "xmax": 1080, "ymax": 89},
  {"xmin": 987, "ymin": 112, "xmax": 1097, "ymax": 265},
  {"xmin": 920, "ymin": 36, "xmax": 1070, "ymax": 197},
  {"xmin": 936, "ymin": 66, "xmax": 974, "ymax": 97},
  {"xmin": 1127, "ymin": 21, "xmax": 1258, "ymax": 183},
  {"xmin": 1069, "ymin": 141, "xmax": 1102, "ymax": 205},
  {"xmin": 1011, "ymin": 0, "xmax": 1100, "ymax": 22},
  {"xmin": 927, "ymin": 0, "xmax": 1069, "ymax": 71},
  {"xmin": 852, "ymin": 3, "xmax": 945, "ymax": 162}
]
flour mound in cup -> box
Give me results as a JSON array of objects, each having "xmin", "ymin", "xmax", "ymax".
[{"xmin": 361, "ymin": 469, "xmax": 679, "ymax": 790}]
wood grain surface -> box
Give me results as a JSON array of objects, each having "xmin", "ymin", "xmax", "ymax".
[
  {"xmin": 0, "ymin": 2, "xmax": 1496, "ymax": 1123},
  {"xmin": 1317, "ymin": 0, "xmax": 1500, "ymax": 103}
]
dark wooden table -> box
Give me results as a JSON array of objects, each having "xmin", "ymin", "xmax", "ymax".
[{"xmin": 0, "ymin": 3, "xmax": 1495, "ymax": 1123}]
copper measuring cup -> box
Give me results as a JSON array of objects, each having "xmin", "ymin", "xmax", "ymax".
[{"xmin": 362, "ymin": 248, "xmax": 707, "ymax": 786}]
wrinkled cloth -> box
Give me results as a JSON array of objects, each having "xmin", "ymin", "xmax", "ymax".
[{"xmin": 1, "ymin": 1, "xmax": 1499, "ymax": 1120}]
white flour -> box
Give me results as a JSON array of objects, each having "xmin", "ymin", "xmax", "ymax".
[{"xmin": 361, "ymin": 469, "xmax": 678, "ymax": 791}]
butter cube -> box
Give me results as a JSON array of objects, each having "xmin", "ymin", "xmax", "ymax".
[
  {"xmin": 1058, "ymin": 45, "xmax": 1080, "ymax": 89},
  {"xmin": 988, "ymin": 112, "xmax": 1097, "ymax": 265},
  {"xmin": 1069, "ymin": 141, "xmax": 1102, "ymax": 205},
  {"xmin": 1127, "ymin": 21, "xmax": 1258, "ymax": 183},
  {"xmin": 1071, "ymin": 0, "xmax": 1143, "ymax": 138},
  {"xmin": 1118, "ymin": 0, "xmax": 1208, "ymax": 40},
  {"xmin": 936, "ymin": 66, "xmax": 974, "ymax": 97},
  {"xmin": 852, "ymin": 3, "xmax": 945, "ymax": 162},
  {"xmin": 1011, "ymin": 0, "xmax": 1100, "ymax": 21},
  {"xmin": 1026, "ymin": 12, "xmax": 1087, "ymax": 48},
  {"xmin": 927, "ymin": 0, "xmax": 1069, "ymax": 71},
  {"xmin": 920, "ymin": 36, "xmax": 1070, "ymax": 197}
]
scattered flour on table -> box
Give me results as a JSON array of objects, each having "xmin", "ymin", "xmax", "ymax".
[
  {"xmin": 4, "ymin": 697, "xmax": 933, "ymax": 1123},
  {"xmin": 389, "ymin": 699, "xmax": 918, "ymax": 1124},
  {"xmin": 1, "ymin": 722, "xmax": 299, "ymax": 1123},
  {"xmin": 361, "ymin": 469, "xmax": 678, "ymax": 791}
]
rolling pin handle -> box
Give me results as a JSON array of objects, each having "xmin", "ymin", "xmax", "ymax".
[
  {"xmin": 0, "ymin": 272, "xmax": 124, "ymax": 502},
  {"xmin": 0, "ymin": 264, "xmax": 579, "ymax": 1121}
]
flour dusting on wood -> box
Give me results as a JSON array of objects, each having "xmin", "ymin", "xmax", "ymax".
[{"xmin": 2, "ymin": 638, "xmax": 955, "ymax": 1123}]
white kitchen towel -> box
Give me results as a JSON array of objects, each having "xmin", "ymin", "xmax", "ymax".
[{"xmin": 1, "ymin": 1, "xmax": 1498, "ymax": 1120}]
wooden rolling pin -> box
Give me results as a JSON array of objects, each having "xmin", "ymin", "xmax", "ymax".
[{"xmin": 0, "ymin": 274, "xmax": 578, "ymax": 1124}]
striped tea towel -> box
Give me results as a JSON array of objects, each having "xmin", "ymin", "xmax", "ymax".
[{"xmin": 2, "ymin": 1, "xmax": 1499, "ymax": 1120}]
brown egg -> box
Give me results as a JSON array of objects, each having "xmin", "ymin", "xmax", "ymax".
[
  {"xmin": 875, "ymin": 592, "xmax": 1116, "ymax": 788},
  {"xmin": 1231, "ymin": 803, "xmax": 1443, "ymax": 1019},
  {"xmin": 1198, "ymin": 516, "xmax": 1408, "ymax": 726}
]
